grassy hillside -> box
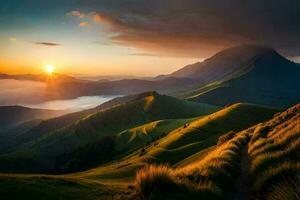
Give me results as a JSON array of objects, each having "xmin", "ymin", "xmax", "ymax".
[
  {"xmin": 72, "ymin": 103, "xmax": 276, "ymax": 181},
  {"xmin": 115, "ymin": 118, "xmax": 197, "ymax": 153},
  {"xmin": 131, "ymin": 103, "xmax": 300, "ymax": 200},
  {"xmin": 0, "ymin": 92, "xmax": 161, "ymax": 154},
  {"xmin": 0, "ymin": 92, "xmax": 219, "ymax": 173},
  {"xmin": 0, "ymin": 102, "xmax": 281, "ymax": 200}
]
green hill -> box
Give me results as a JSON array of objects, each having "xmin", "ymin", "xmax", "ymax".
[
  {"xmin": 0, "ymin": 92, "xmax": 219, "ymax": 173},
  {"xmin": 0, "ymin": 102, "xmax": 285, "ymax": 200},
  {"xmin": 132, "ymin": 103, "xmax": 300, "ymax": 200},
  {"xmin": 0, "ymin": 92, "xmax": 163, "ymax": 154},
  {"xmin": 73, "ymin": 103, "xmax": 277, "ymax": 181}
]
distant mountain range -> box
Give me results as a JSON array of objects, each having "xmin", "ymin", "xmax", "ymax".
[
  {"xmin": 1, "ymin": 45, "xmax": 300, "ymax": 108},
  {"xmin": 0, "ymin": 106, "xmax": 66, "ymax": 131}
]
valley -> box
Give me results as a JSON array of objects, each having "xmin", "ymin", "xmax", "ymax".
[{"xmin": 0, "ymin": 45, "xmax": 299, "ymax": 200}]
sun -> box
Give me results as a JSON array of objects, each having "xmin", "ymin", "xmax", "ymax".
[{"xmin": 45, "ymin": 65, "xmax": 55, "ymax": 74}]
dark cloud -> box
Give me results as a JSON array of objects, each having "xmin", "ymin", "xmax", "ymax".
[
  {"xmin": 71, "ymin": 0, "xmax": 300, "ymax": 57},
  {"xmin": 35, "ymin": 42, "xmax": 62, "ymax": 46}
]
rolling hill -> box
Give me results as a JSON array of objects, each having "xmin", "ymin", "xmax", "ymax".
[
  {"xmin": 0, "ymin": 92, "xmax": 219, "ymax": 173},
  {"xmin": 131, "ymin": 103, "xmax": 300, "ymax": 200},
  {"xmin": 0, "ymin": 101, "xmax": 284, "ymax": 200},
  {"xmin": 0, "ymin": 92, "xmax": 162, "ymax": 154},
  {"xmin": 76, "ymin": 103, "xmax": 277, "ymax": 181}
]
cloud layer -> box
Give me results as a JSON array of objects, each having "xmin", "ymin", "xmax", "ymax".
[
  {"xmin": 69, "ymin": 0, "xmax": 300, "ymax": 57},
  {"xmin": 0, "ymin": 80, "xmax": 47, "ymax": 105},
  {"xmin": 35, "ymin": 42, "xmax": 61, "ymax": 46}
]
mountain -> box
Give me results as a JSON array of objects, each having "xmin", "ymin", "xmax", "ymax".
[
  {"xmin": 0, "ymin": 106, "xmax": 66, "ymax": 131},
  {"xmin": 0, "ymin": 73, "xmax": 78, "ymax": 83},
  {"xmin": 156, "ymin": 45, "xmax": 271, "ymax": 82},
  {"xmin": 0, "ymin": 92, "xmax": 219, "ymax": 173},
  {"xmin": 0, "ymin": 72, "xmax": 198, "ymax": 102},
  {"xmin": 2, "ymin": 45, "xmax": 300, "ymax": 109},
  {"xmin": 155, "ymin": 45, "xmax": 300, "ymax": 108},
  {"xmin": 186, "ymin": 48, "xmax": 300, "ymax": 108}
]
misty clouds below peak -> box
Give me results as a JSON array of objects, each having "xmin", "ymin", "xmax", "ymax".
[
  {"xmin": 0, "ymin": 79, "xmax": 48, "ymax": 106},
  {"xmin": 0, "ymin": 79, "xmax": 120, "ymax": 111},
  {"xmin": 23, "ymin": 95, "xmax": 119, "ymax": 111}
]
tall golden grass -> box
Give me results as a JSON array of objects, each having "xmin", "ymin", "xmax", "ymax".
[{"xmin": 133, "ymin": 104, "xmax": 300, "ymax": 200}]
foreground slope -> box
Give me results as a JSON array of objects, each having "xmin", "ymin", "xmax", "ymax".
[
  {"xmin": 0, "ymin": 102, "xmax": 279, "ymax": 200},
  {"xmin": 133, "ymin": 103, "xmax": 300, "ymax": 200},
  {"xmin": 0, "ymin": 92, "xmax": 219, "ymax": 173}
]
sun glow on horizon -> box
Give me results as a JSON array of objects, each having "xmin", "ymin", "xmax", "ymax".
[{"xmin": 45, "ymin": 65, "xmax": 55, "ymax": 74}]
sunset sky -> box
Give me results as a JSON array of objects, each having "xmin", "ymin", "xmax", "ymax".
[{"xmin": 0, "ymin": 0, "xmax": 299, "ymax": 76}]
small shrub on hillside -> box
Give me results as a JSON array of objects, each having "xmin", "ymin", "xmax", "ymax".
[
  {"xmin": 135, "ymin": 165, "xmax": 176, "ymax": 198},
  {"xmin": 217, "ymin": 131, "xmax": 236, "ymax": 145}
]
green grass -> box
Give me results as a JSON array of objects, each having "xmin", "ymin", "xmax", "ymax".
[
  {"xmin": 71, "ymin": 103, "xmax": 276, "ymax": 182},
  {"xmin": 133, "ymin": 133, "xmax": 250, "ymax": 199},
  {"xmin": 114, "ymin": 118, "xmax": 196, "ymax": 153},
  {"xmin": 248, "ymin": 104, "xmax": 300, "ymax": 199},
  {"xmin": 130, "ymin": 103, "xmax": 300, "ymax": 199},
  {"xmin": 0, "ymin": 175, "xmax": 121, "ymax": 200},
  {"xmin": 0, "ymin": 101, "xmax": 292, "ymax": 200},
  {"xmin": 0, "ymin": 92, "xmax": 219, "ymax": 173}
]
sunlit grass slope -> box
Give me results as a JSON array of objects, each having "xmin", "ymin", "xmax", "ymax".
[
  {"xmin": 75, "ymin": 103, "xmax": 276, "ymax": 181},
  {"xmin": 0, "ymin": 103, "xmax": 283, "ymax": 200},
  {"xmin": 132, "ymin": 103, "xmax": 300, "ymax": 200},
  {"xmin": 0, "ymin": 92, "xmax": 219, "ymax": 173},
  {"xmin": 115, "ymin": 118, "xmax": 196, "ymax": 153}
]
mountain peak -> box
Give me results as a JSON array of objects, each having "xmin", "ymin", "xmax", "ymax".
[{"xmin": 165, "ymin": 44, "xmax": 281, "ymax": 82}]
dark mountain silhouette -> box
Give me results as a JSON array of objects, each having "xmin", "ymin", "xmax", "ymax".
[
  {"xmin": 184, "ymin": 47, "xmax": 300, "ymax": 108},
  {"xmin": 0, "ymin": 106, "xmax": 66, "ymax": 131},
  {"xmin": 157, "ymin": 45, "xmax": 272, "ymax": 82}
]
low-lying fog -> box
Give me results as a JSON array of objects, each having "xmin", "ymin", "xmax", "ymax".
[
  {"xmin": 0, "ymin": 79, "xmax": 119, "ymax": 111},
  {"xmin": 23, "ymin": 95, "xmax": 119, "ymax": 111}
]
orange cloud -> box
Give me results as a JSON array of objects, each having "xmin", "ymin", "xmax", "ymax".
[
  {"xmin": 91, "ymin": 13, "xmax": 115, "ymax": 24},
  {"xmin": 79, "ymin": 22, "xmax": 89, "ymax": 27}
]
